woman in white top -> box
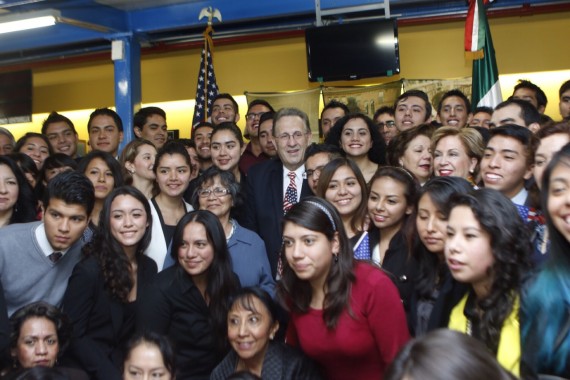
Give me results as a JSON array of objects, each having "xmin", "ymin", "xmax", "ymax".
[{"xmin": 145, "ymin": 141, "xmax": 192, "ymax": 270}]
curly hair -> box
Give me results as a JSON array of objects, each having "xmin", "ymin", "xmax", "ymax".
[
  {"xmin": 448, "ymin": 189, "xmax": 531, "ymax": 352},
  {"xmin": 386, "ymin": 124, "xmax": 436, "ymax": 168},
  {"xmin": 84, "ymin": 186, "xmax": 152, "ymax": 302},
  {"xmin": 324, "ymin": 113, "xmax": 387, "ymax": 165},
  {"xmin": 277, "ymin": 197, "xmax": 355, "ymax": 329}
]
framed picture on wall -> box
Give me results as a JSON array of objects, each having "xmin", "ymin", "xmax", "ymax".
[{"xmin": 167, "ymin": 130, "xmax": 179, "ymax": 140}]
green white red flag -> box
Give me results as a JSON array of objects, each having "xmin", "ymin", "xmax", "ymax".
[{"xmin": 465, "ymin": 0, "xmax": 502, "ymax": 110}]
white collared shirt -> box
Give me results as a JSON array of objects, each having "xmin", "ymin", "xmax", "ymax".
[
  {"xmin": 511, "ymin": 187, "xmax": 528, "ymax": 206},
  {"xmin": 282, "ymin": 165, "xmax": 305, "ymax": 203},
  {"xmin": 35, "ymin": 223, "xmax": 70, "ymax": 258}
]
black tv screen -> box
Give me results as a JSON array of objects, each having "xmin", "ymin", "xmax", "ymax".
[
  {"xmin": 305, "ymin": 19, "xmax": 400, "ymax": 82},
  {"xmin": 0, "ymin": 70, "xmax": 32, "ymax": 124}
]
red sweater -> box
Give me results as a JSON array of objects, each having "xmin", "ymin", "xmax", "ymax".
[{"xmin": 286, "ymin": 263, "xmax": 410, "ymax": 380}]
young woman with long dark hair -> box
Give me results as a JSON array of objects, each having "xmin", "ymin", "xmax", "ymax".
[
  {"xmin": 62, "ymin": 186, "xmax": 156, "ymax": 380},
  {"xmin": 277, "ymin": 197, "xmax": 409, "ymax": 380},
  {"xmin": 446, "ymin": 189, "xmax": 531, "ymax": 377},
  {"xmin": 137, "ymin": 210, "xmax": 240, "ymax": 380},
  {"xmin": 522, "ymin": 143, "xmax": 570, "ymax": 378}
]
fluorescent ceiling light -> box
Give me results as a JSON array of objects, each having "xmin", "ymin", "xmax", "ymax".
[{"xmin": 0, "ymin": 10, "xmax": 61, "ymax": 35}]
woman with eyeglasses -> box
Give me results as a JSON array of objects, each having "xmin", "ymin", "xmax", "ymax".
[{"xmin": 189, "ymin": 166, "xmax": 274, "ymax": 295}]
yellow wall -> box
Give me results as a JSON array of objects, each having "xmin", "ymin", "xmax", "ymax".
[{"xmin": 8, "ymin": 10, "xmax": 570, "ymax": 141}]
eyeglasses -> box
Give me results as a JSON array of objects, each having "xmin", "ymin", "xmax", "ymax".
[
  {"xmin": 377, "ymin": 120, "xmax": 396, "ymax": 128},
  {"xmin": 276, "ymin": 131, "xmax": 308, "ymax": 143},
  {"xmin": 303, "ymin": 165, "xmax": 325, "ymax": 179},
  {"xmin": 246, "ymin": 112, "xmax": 266, "ymax": 121},
  {"xmin": 197, "ymin": 187, "xmax": 231, "ymax": 198}
]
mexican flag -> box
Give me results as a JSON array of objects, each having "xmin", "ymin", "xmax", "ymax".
[{"xmin": 465, "ymin": 0, "xmax": 502, "ymax": 110}]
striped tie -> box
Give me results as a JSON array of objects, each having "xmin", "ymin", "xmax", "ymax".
[
  {"xmin": 283, "ymin": 171, "xmax": 298, "ymax": 214},
  {"xmin": 278, "ymin": 171, "xmax": 298, "ymax": 278}
]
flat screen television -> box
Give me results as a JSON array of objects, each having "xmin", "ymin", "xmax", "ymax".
[
  {"xmin": 305, "ymin": 19, "xmax": 399, "ymax": 82},
  {"xmin": 0, "ymin": 70, "xmax": 32, "ymax": 124}
]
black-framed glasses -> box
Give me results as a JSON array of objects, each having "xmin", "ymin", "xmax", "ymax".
[
  {"xmin": 377, "ymin": 120, "xmax": 396, "ymax": 128},
  {"xmin": 246, "ymin": 112, "xmax": 266, "ymax": 121},
  {"xmin": 303, "ymin": 165, "xmax": 325, "ymax": 179},
  {"xmin": 197, "ymin": 187, "xmax": 231, "ymax": 198}
]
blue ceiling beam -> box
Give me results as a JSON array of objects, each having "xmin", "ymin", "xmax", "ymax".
[{"xmin": 128, "ymin": 0, "xmax": 315, "ymax": 33}]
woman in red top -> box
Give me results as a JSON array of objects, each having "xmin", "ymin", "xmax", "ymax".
[{"xmin": 277, "ymin": 197, "xmax": 410, "ymax": 380}]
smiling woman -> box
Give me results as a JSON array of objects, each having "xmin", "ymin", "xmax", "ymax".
[
  {"xmin": 316, "ymin": 158, "xmax": 368, "ymax": 247},
  {"xmin": 212, "ymin": 287, "xmax": 322, "ymax": 380},
  {"xmin": 144, "ymin": 141, "xmax": 193, "ymax": 271},
  {"xmin": 15, "ymin": 132, "xmax": 52, "ymax": 171},
  {"xmin": 61, "ymin": 186, "xmax": 157, "ymax": 380},
  {"xmin": 192, "ymin": 167, "xmax": 275, "ymax": 295},
  {"xmin": 137, "ymin": 210, "xmax": 240, "ymax": 380},
  {"xmin": 324, "ymin": 113, "xmax": 386, "ymax": 183}
]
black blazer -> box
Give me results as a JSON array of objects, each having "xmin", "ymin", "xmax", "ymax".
[
  {"xmin": 137, "ymin": 265, "xmax": 229, "ymax": 380},
  {"xmin": 211, "ymin": 341, "xmax": 323, "ymax": 380},
  {"xmin": 61, "ymin": 255, "xmax": 157, "ymax": 380},
  {"xmin": 243, "ymin": 159, "xmax": 312, "ymax": 277}
]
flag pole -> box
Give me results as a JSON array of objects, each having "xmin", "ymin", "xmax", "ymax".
[{"xmin": 192, "ymin": 7, "xmax": 222, "ymax": 127}]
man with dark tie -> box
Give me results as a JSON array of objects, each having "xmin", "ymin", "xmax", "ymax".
[
  {"xmin": 243, "ymin": 108, "xmax": 313, "ymax": 277},
  {"xmin": 0, "ymin": 171, "xmax": 94, "ymax": 315}
]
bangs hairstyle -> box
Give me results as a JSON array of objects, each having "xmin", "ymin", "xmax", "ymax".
[
  {"xmin": 448, "ymin": 189, "xmax": 531, "ymax": 352},
  {"xmin": 277, "ymin": 197, "xmax": 355, "ymax": 329},
  {"xmin": 488, "ymin": 124, "xmax": 539, "ymax": 167},
  {"xmin": 522, "ymin": 143, "xmax": 570, "ymax": 374},
  {"xmin": 190, "ymin": 166, "xmax": 241, "ymax": 210},
  {"xmin": 229, "ymin": 287, "xmax": 278, "ymax": 324},
  {"xmin": 170, "ymin": 210, "xmax": 239, "ymax": 348},
  {"xmin": 316, "ymin": 157, "xmax": 368, "ymax": 233},
  {"xmin": 324, "ymin": 113, "xmax": 387, "ymax": 165},
  {"xmin": 152, "ymin": 141, "xmax": 191, "ymax": 196}
]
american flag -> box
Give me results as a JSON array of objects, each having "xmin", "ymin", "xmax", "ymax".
[{"xmin": 192, "ymin": 25, "xmax": 219, "ymax": 126}]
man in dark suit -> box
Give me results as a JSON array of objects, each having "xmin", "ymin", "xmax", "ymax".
[{"xmin": 243, "ymin": 108, "xmax": 313, "ymax": 277}]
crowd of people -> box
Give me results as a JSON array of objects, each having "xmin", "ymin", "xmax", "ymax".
[{"xmin": 0, "ymin": 78, "xmax": 568, "ymax": 379}]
